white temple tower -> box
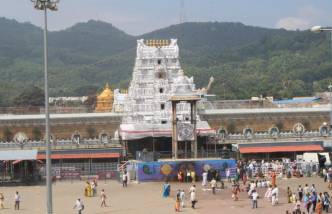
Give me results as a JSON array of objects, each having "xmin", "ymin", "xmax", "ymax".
[{"xmin": 119, "ymin": 39, "xmax": 214, "ymax": 153}]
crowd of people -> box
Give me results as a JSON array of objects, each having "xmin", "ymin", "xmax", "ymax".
[
  {"xmin": 177, "ymin": 169, "xmax": 196, "ymax": 183},
  {"xmin": 283, "ymin": 183, "xmax": 331, "ymax": 214},
  {"xmin": 242, "ymin": 159, "xmax": 321, "ymax": 180},
  {"xmin": 165, "ymin": 158, "xmax": 332, "ymax": 213},
  {"xmin": 236, "ymin": 159, "xmax": 332, "ymax": 213},
  {"xmin": 0, "ymin": 158, "xmax": 331, "ymax": 213}
]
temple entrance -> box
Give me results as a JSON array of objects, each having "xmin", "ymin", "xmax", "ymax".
[
  {"xmin": 126, "ymin": 137, "xmax": 172, "ymax": 158},
  {"xmin": 0, "ymin": 160, "xmax": 40, "ymax": 185},
  {"xmin": 126, "ymin": 136, "xmax": 215, "ymax": 159}
]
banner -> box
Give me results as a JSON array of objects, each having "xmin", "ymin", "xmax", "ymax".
[{"xmin": 137, "ymin": 159, "xmax": 236, "ymax": 182}]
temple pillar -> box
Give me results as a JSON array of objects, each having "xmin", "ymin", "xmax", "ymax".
[{"xmin": 172, "ymin": 101, "xmax": 178, "ymax": 159}]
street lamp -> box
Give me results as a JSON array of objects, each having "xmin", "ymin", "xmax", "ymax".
[
  {"xmin": 329, "ymin": 85, "xmax": 332, "ymax": 137},
  {"xmin": 311, "ymin": 26, "xmax": 332, "ymax": 148},
  {"xmin": 30, "ymin": 0, "xmax": 59, "ymax": 214}
]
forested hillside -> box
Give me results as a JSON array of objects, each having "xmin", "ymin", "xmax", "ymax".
[{"xmin": 0, "ymin": 18, "xmax": 331, "ymax": 106}]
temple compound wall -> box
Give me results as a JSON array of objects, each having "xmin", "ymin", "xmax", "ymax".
[
  {"xmin": 0, "ymin": 113, "xmax": 122, "ymax": 141},
  {"xmin": 202, "ymin": 108, "xmax": 330, "ymax": 133},
  {"xmin": 0, "ymin": 107, "xmax": 329, "ymax": 141}
]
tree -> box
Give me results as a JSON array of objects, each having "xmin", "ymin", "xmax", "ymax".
[
  {"xmin": 73, "ymin": 85, "xmax": 99, "ymax": 96},
  {"xmin": 13, "ymin": 86, "xmax": 44, "ymax": 107}
]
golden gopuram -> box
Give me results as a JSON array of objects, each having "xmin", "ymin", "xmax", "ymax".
[
  {"xmin": 144, "ymin": 39, "xmax": 170, "ymax": 47},
  {"xmin": 95, "ymin": 83, "xmax": 114, "ymax": 112}
]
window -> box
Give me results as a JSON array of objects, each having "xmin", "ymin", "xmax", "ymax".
[
  {"xmin": 161, "ymin": 120, "xmax": 167, "ymax": 124},
  {"xmin": 157, "ymin": 59, "xmax": 161, "ymax": 65},
  {"xmin": 157, "ymin": 72, "xmax": 165, "ymax": 79},
  {"xmin": 159, "ymin": 88, "xmax": 164, "ymax": 93},
  {"xmin": 161, "ymin": 103, "xmax": 165, "ymax": 110}
]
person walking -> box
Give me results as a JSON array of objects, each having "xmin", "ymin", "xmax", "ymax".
[
  {"xmin": 122, "ymin": 171, "xmax": 128, "ymax": 187},
  {"xmin": 252, "ymin": 190, "xmax": 259, "ymax": 209},
  {"xmin": 211, "ymin": 178, "xmax": 217, "ymax": 195},
  {"xmin": 271, "ymin": 186, "xmax": 279, "ymax": 206},
  {"xmin": 91, "ymin": 180, "xmax": 97, "ymax": 197},
  {"xmin": 316, "ymin": 199, "xmax": 322, "ymax": 214},
  {"xmin": 177, "ymin": 171, "xmax": 183, "ymax": 183},
  {"xmin": 100, "ymin": 189, "xmax": 107, "ymax": 207},
  {"xmin": 189, "ymin": 186, "xmax": 197, "ymax": 209},
  {"xmin": 162, "ymin": 181, "xmax": 171, "ymax": 198},
  {"xmin": 298, "ymin": 185, "xmax": 303, "ymax": 202},
  {"xmin": 323, "ymin": 192, "xmax": 330, "ymax": 212},
  {"xmin": 312, "ymin": 192, "xmax": 317, "ymax": 212},
  {"xmin": 73, "ymin": 198, "xmax": 84, "ymax": 214},
  {"xmin": 304, "ymin": 184, "xmax": 309, "ymax": 196},
  {"xmin": 191, "ymin": 170, "xmax": 196, "ymax": 183},
  {"xmin": 85, "ymin": 181, "xmax": 91, "ymax": 197},
  {"xmin": 175, "ymin": 190, "xmax": 181, "ymax": 212},
  {"xmin": 264, "ymin": 185, "xmax": 272, "ymax": 201},
  {"xmin": 294, "ymin": 199, "xmax": 301, "ymax": 213},
  {"xmin": 202, "ymin": 171, "xmax": 208, "ymax": 187},
  {"xmin": 186, "ymin": 170, "xmax": 191, "ymax": 183},
  {"xmin": 271, "ymin": 171, "xmax": 276, "ymax": 187},
  {"xmin": 14, "ymin": 191, "xmax": 20, "ymax": 210},
  {"xmin": 226, "ymin": 168, "xmax": 231, "ymax": 182},
  {"xmin": 287, "ymin": 187, "xmax": 292, "ymax": 203},
  {"xmin": 0, "ymin": 193, "xmax": 4, "ymax": 209},
  {"xmin": 180, "ymin": 189, "xmax": 185, "ymax": 208}
]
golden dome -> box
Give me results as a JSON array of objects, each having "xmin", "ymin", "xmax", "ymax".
[
  {"xmin": 98, "ymin": 83, "xmax": 113, "ymax": 99},
  {"xmin": 95, "ymin": 83, "xmax": 114, "ymax": 112}
]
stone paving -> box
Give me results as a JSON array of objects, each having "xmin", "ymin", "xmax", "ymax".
[{"xmin": 0, "ymin": 176, "xmax": 328, "ymax": 214}]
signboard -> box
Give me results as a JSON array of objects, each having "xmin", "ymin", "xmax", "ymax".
[
  {"xmin": 177, "ymin": 123, "xmax": 194, "ymax": 141},
  {"xmin": 97, "ymin": 171, "xmax": 116, "ymax": 180},
  {"xmin": 52, "ymin": 167, "xmax": 81, "ymax": 179}
]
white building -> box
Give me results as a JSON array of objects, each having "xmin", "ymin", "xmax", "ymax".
[{"xmin": 119, "ymin": 39, "xmax": 214, "ymax": 141}]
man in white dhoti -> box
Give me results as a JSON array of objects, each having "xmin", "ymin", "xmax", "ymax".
[
  {"xmin": 202, "ymin": 171, "xmax": 208, "ymax": 187},
  {"xmin": 271, "ymin": 186, "xmax": 279, "ymax": 206}
]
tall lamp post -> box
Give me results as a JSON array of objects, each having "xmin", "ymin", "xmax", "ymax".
[
  {"xmin": 311, "ymin": 26, "xmax": 332, "ymax": 146},
  {"xmin": 329, "ymin": 85, "xmax": 332, "ymax": 138},
  {"xmin": 30, "ymin": 1, "xmax": 59, "ymax": 213}
]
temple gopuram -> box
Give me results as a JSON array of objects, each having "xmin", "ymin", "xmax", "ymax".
[
  {"xmin": 119, "ymin": 39, "xmax": 215, "ymax": 156},
  {"xmin": 95, "ymin": 83, "xmax": 114, "ymax": 112}
]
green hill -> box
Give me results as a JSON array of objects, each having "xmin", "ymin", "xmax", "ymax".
[{"xmin": 0, "ymin": 18, "xmax": 331, "ymax": 106}]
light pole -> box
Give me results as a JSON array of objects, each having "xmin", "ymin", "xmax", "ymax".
[
  {"xmin": 329, "ymin": 85, "xmax": 332, "ymax": 139},
  {"xmin": 30, "ymin": 1, "xmax": 59, "ymax": 213},
  {"xmin": 311, "ymin": 26, "xmax": 332, "ymax": 147}
]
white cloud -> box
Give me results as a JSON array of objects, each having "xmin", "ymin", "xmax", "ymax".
[
  {"xmin": 297, "ymin": 5, "xmax": 323, "ymax": 19},
  {"xmin": 275, "ymin": 17, "xmax": 310, "ymax": 30},
  {"xmin": 275, "ymin": 5, "xmax": 327, "ymax": 31}
]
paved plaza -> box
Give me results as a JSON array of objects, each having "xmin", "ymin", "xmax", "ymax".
[{"xmin": 0, "ymin": 176, "xmax": 328, "ymax": 214}]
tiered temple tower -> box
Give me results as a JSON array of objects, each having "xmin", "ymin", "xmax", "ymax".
[{"xmin": 119, "ymin": 39, "xmax": 214, "ymax": 152}]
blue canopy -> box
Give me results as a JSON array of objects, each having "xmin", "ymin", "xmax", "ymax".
[
  {"xmin": 273, "ymin": 97, "xmax": 320, "ymax": 105},
  {"xmin": 0, "ymin": 149, "xmax": 37, "ymax": 161}
]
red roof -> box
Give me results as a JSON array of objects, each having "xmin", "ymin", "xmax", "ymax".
[
  {"xmin": 37, "ymin": 153, "xmax": 120, "ymax": 159},
  {"xmin": 239, "ymin": 145, "xmax": 323, "ymax": 154}
]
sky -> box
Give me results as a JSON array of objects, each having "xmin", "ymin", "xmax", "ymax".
[{"xmin": 0, "ymin": 0, "xmax": 331, "ymax": 35}]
